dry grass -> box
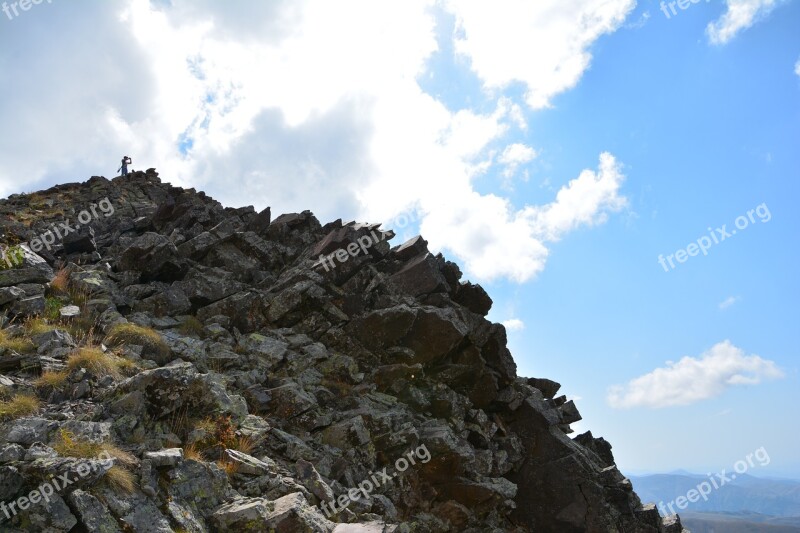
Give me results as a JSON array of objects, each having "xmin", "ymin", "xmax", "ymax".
[
  {"xmin": 49, "ymin": 268, "xmax": 70, "ymax": 293},
  {"xmin": 183, "ymin": 443, "xmax": 203, "ymax": 462},
  {"xmin": 103, "ymin": 465, "xmax": 137, "ymax": 494},
  {"xmin": 0, "ymin": 329, "xmax": 35, "ymax": 354},
  {"xmin": 104, "ymin": 323, "xmax": 169, "ymax": 362},
  {"xmin": 228, "ymin": 435, "xmax": 255, "ymax": 455},
  {"xmin": 23, "ymin": 317, "xmax": 56, "ymax": 336},
  {"xmin": 0, "ymin": 394, "xmax": 40, "ymax": 420},
  {"xmin": 52, "ymin": 429, "xmax": 136, "ymax": 467},
  {"xmin": 34, "ymin": 369, "xmax": 70, "ymax": 390},
  {"xmin": 216, "ymin": 459, "xmax": 239, "ymax": 476},
  {"xmin": 66, "ymin": 347, "xmax": 135, "ymax": 380}
]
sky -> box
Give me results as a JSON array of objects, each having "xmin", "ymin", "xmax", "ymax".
[{"xmin": 1, "ymin": 0, "xmax": 799, "ymax": 478}]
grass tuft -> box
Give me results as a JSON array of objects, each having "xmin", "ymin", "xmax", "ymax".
[
  {"xmin": 0, "ymin": 394, "xmax": 40, "ymax": 420},
  {"xmin": 0, "ymin": 329, "xmax": 35, "ymax": 354},
  {"xmin": 104, "ymin": 323, "xmax": 170, "ymax": 363},
  {"xmin": 103, "ymin": 465, "xmax": 137, "ymax": 494},
  {"xmin": 66, "ymin": 346, "xmax": 135, "ymax": 380},
  {"xmin": 34, "ymin": 369, "xmax": 70, "ymax": 390}
]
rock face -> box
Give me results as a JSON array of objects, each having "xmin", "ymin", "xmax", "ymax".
[{"xmin": 0, "ymin": 171, "xmax": 689, "ymax": 532}]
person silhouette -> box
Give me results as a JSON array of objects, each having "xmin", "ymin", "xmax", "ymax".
[{"xmin": 118, "ymin": 156, "xmax": 132, "ymax": 176}]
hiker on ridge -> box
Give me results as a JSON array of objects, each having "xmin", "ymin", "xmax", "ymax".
[{"xmin": 118, "ymin": 156, "xmax": 132, "ymax": 176}]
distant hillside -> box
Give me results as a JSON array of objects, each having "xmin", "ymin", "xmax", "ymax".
[
  {"xmin": 629, "ymin": 473, "xmax": 800, "ymax": 519},
  {"xmin": 680, "ymin": 511, "xmax": 800, "ymax": 532}
]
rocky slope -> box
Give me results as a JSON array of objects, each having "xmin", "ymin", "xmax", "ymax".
[{"xmin": 0, "ymin": 170, "xmax": 688, "ymax": 532}]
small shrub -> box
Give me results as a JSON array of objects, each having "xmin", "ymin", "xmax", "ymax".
[
  {"xmin": 44, "ymin": 298, "xmax": 64, "ymax": 321},
  {"xmin": 0, "ymin": 245, "xmax": 24, "ymax": 271},
  {"xmin": 0, "ymin": 394, "xmax": 40, "ymax": 420},
  {"xmin": 104, "ymin": 323, "xmax": 170, "ymax": 364}
]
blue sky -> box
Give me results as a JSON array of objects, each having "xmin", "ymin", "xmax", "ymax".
[{"xmin": 1, "ymin": 0, "xmax": 798, "ymax": 477}]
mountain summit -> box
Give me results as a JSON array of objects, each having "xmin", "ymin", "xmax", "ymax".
[{"xmin": 0, "ymin": 170, "xmax": 688, "ymax": 532}]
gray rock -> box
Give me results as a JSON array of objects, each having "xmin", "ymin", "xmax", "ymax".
[
  {"xmin": 10, "ymin": 295, "xmax": 45, "ymax": 316},
  {"xmin": 0, "ymin": 443, "xmax": 26, "ymax": 463},
  {"xmin": 0, "ymin": 246, "xmax": 53, "ymax": 287},
  {"xmin": 211, "ymin": 498, "xmax": 270, "ymax": 531},
  {"xmin": 59, "ymin": 305, "xmax": 81, "ymax": 318},
  {"xmin": 0, "ymin": 286, "xmax": 24, "ymax": 306},
  {"xmin": 144, "ymin": 448, "xmax": 183, "ymax": 467},
  {"xmin": 68, "ymin": 489, "xmax": 122, "ymax": 533},
  {"xmin": 224, "ymin": 449, "xmax": 272, "ymax": 476},
  {"xmin": 0, "ymin": 465, "xmax": 23, "ymax": 500},
  {"xmin": 4, "ymin": 417, "xmax": 57, "ymax": 446}
]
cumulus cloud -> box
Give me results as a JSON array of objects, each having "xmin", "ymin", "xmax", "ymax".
[
  {"xmin": 499, "ymin": 143, "xmax": 537, "ymax": 179},
  {"xmin": 502, "ymin": 318, "xmax": 525, "ymax": 332},
  {"xmin": 795, "ymin": 58, "xmax": 800, "ymax": 77},
  {"xmin": 608, "ymin": 341, "xmax": 784, "ymax": 409},
  {"xmin": 446, "ymin": 0, "xmax": 636, "ymax": 108},
  {"xmin": 707, "ymin": 0, "xmax": 786, "ymax": 45},
  {"xmin": 417, "ymin": 153, "xmax": 627, "ymax": 282}
]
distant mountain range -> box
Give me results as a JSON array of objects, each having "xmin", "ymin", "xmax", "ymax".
[{"xmin": 629, "ymin": 473, "xmax": 800, "ymax": 532}]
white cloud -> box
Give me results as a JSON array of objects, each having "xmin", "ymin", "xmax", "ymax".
[
  {"xmin": 0, "ymin": 0, "xmax": 631, "ymax": 284},
  {"xmin": 706, "ymin": 0, "xmax": 785, "ymax": 45},
  {"xmin": 521, "ymin": 152, "xmax": 627, "ymax": 242},
  {"xmin": 446, "ymin": 0, "xmax": 636, "ymax": 109},
  {"xmin": 417, "ymin": 153, "xmax": 627, "ymax": 282},
  {"xmin": 608, "ymin": 341, "xmax": 784, "ymax": 409},
  {"xmin": 719, "ymin": 296, "xmax": 740, "ymax": 310},
  {"xmin": 502, "ymin": 318, "xmax": 525, "ymax": 331},
  {"xmin": 795, "ymin": 58, "xmax": 800, "ymax": 77},
  {"xmin": 499, "ymin": 143, "xmax": 537, "ymax": 179}
]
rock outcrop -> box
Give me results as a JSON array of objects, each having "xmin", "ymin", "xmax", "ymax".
[{"xmin": 0, "ymin": 170, "xmax": 688, "ymax": 532}]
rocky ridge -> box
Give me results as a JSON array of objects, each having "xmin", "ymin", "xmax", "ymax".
[{"xmin": 0, "ymin": 170, "xmax": 688, "ymax": 532}]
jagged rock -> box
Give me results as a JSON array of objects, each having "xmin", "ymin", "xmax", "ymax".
[
  {"xmin": 144, "ymin": 448, "xmax": 183, "ymax": 467},
  {"xmin": 118, "ymin": 232, "xmax": 187, "ymax": 282},
  {"xmin": 3, "ymin": 417, "xmax": 58, "ymax": 445},
  {"xmin": 211, "ymin": 497, "xmax": 271, "ymax": 530},
  {"xmin": 265, "ymin": 492, "xmax": 334, "ymax": 532},
  {"xmin": 62, "ymin": 225, "xmax": 97, "ymax": 254},
  {"xmin": 0, "ymin": 465, "xmax": 23, "ymax": 500},
  {"xmin": 224, "ymin": 449, "xmax": 273, "ymax": 476},
  {"xmin": 10, "ymin": 295, "xmax": 45, "ymax": 316},
  {"xmin": 0, "ymin": 443, "xmax": 26, "ymax": 463},
  {"xmin": 389, "ymin": 253, "xmax": 450, "ymax": 297},
  {"xmin": 0, "ymin": 246, "xmax": 53, "ymax": 287},
  {"xmin": 0, "ymin": 286, "xmax": 24, "ymax": 306},
  {"xmin": 527, "ymin": 377, "xmax": 561, "ymax": 399},
  {"xmin": 0, "ymin": 174, "xmax": 683, "ymax": 533},
  {"xmin": 68, "ymin": 489, "xmax": 122, "ymax": 533}
]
